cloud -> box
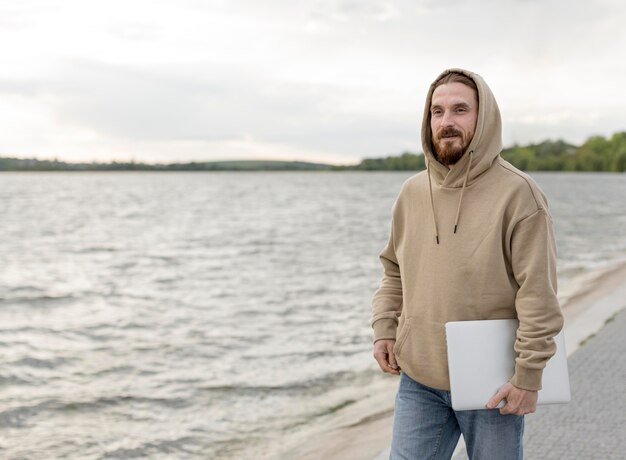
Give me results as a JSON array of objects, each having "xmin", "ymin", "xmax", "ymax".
[
  {"xmin": 307, "ymin": 0, "xmax": 401, "ymax": 24},
  {"xmin": 1, "ymin": 58, "xmax": 422, "ymax": 158}
]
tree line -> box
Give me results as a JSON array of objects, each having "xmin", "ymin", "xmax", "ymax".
[
  {"xmin": 335, "ymin": 132, "xmax": 626, "ymax": 172},
  {"xmin": 0, "ymin": 158, "xmax": 330, "ymax": 172}
]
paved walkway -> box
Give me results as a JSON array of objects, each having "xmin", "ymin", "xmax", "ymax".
[
  {"xmin": 452, "ymin": 307, "xmax": 626, "ymax": 459},
  {"xmin": 521, "ymin": 307, "xmax": 626, "ymax": 459}
]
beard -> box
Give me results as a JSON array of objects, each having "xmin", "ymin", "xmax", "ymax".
[{"xmin": 432, "ymin": 127, "xmax": 471, "ymax": 166}]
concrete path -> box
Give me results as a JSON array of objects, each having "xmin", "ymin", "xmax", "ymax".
[{"xmin": 520, "ymin": 307, "xmax": 626, "ymax": 460}]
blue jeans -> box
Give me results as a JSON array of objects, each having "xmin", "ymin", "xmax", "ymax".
[{"xmin": 391, "ymin": 372, "xmax": 524, "ymax": 460}]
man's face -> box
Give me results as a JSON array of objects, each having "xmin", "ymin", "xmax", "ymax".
[{"xmin": 430, "ymin": 82, "xmax": 478, "ymax": 166}]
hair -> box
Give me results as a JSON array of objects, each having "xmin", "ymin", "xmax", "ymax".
[{"xmin": 432, "ymin": 72, "xmax": 478, "ymax": 94}]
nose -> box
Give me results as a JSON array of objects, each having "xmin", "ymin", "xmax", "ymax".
[{"xmin": 440, "ymin": 110, "xmax": 454, "ymax": 127}]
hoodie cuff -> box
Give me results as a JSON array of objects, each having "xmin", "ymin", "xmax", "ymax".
[
  {"xmin": 372, "ymin": 318, "xmax": 398, "ymax": 343},
  {"xmin": 509, "ymin": 364, "xmax": 543, "ymax": 391}
]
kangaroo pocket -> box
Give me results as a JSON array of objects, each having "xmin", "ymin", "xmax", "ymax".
[
  {"xmin": 393, "ymin": 318, "xmax": 452, "ymax": 390},
  {"xmin": 393, "ymin": 317, "xmax": 412, "ymax": 357}
]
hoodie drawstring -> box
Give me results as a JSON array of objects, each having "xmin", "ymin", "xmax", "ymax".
[
  {"xmin": 453, "ymin": 150, "xmax": 473, "ymax": 234},
  {"xmin": 426, "ymin": 161, "xmax": 440, "ymax": 244},
  {"xmin": 427, "ymin": 150, "xmax": 473, "ymax": 244}
]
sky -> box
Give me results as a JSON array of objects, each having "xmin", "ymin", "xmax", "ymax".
[{"xmin": 1, "ymin": 0, "xmax": 625, "ymax": 165}]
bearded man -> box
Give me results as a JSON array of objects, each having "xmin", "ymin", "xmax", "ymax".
[{"xmin": 371, "ymin": 69, "xmax": 564, "ymax": 460}]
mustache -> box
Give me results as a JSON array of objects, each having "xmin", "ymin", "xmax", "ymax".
[{"xmin": 437, "ymin": 127, "xmax": 463, "ymax": 140}]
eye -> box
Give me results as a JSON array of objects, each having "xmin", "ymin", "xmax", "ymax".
[{"xmin": 431, "ymin": 108, "xmax": 442, "ymax": 116}]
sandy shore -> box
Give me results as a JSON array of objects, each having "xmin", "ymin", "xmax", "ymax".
[{"xmin": 275, "ymin": 260, "xmax": 626, "ymax": 460}]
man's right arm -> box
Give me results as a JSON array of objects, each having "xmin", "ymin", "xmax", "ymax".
[{"xmin": 370, "ymin": 214, "xmax": 403, "ymax": 374}]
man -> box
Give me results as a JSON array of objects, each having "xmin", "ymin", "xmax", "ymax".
[{"xmin": 370, "ymin": 68, "xmax": 563, "ymax": 460}]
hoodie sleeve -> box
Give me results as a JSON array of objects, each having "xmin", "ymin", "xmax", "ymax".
[
  {"xmin": 370, "ymin": 213, "xmax": 403, "ymax": 343},
  {"xmin": 509, "ymin": 207, "xmax": 564, "ymax": 391}
]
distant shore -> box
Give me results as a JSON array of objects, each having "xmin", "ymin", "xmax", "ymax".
[
  {"xmin": 271, "ymin": 259, "xmax": 626, "ymax": 460},
  {"xmin": 2, "ymin": 132, "xmax": 625, "ymax": 172}
]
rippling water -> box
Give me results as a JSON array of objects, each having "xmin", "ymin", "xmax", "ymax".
[{"xmin": 1, "ymin": 171, "xmax": 624, "ymax": 459}]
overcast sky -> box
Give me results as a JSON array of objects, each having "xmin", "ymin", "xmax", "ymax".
[{"xmin": 1, "ymin": 0, "xmax": 625, "ymax": 165}]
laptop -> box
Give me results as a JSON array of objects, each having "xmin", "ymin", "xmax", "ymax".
[{"xmin": 445, "ymin": 319, "xmax": 571, "ymax": 411}]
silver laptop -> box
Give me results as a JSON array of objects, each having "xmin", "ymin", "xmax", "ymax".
[{"xmin": 445, "ymin": 319, "xmax": 571, "ymax": 411}]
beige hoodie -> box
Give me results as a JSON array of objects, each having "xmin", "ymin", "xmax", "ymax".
[{"xmin": 371, "ymin": 68, "xmax": 564, "ymax": 392}]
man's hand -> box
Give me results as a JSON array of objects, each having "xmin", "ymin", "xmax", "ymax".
[
  {"xmin": 486, "ymin": 382, "xmax": 538, "ymax": 415},
  {"xmin": 373, "ymin": 339, "xmax": 400, "ymax": 375}
]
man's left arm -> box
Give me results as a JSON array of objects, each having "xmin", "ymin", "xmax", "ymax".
[{"xmin": 487, "ymin": 206, "xmax": 564, "ymax": 415}]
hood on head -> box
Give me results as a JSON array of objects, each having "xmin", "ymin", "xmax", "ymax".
[{"xmin": 421, "ymin": 68, "xmax": 503, "ymax": 187}]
